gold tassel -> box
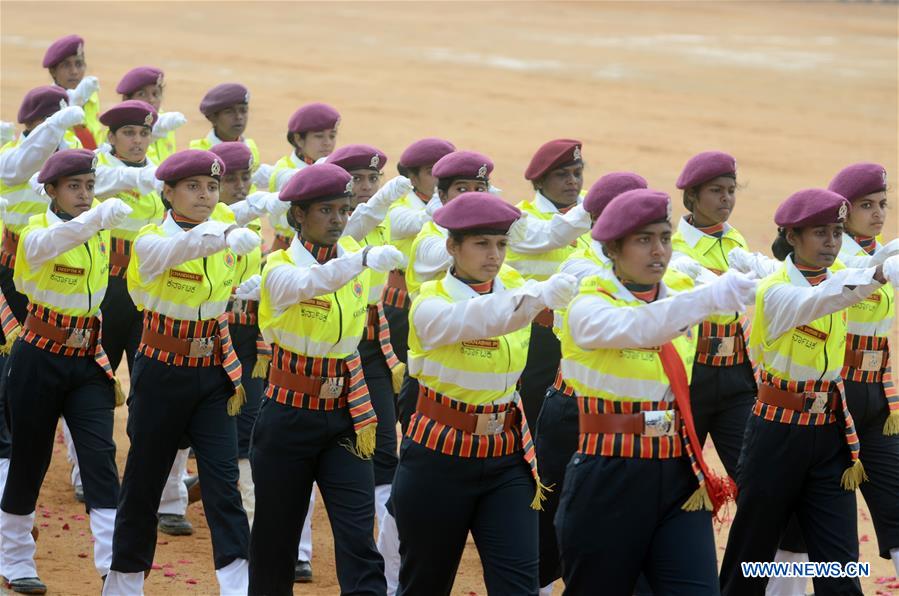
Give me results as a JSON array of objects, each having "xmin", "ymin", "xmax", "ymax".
[
  {"xmin": 883, "ymin": 411, "xmax": 899, "ymax": 436},
  {"xmin": 390, "ymin": 362, "xmax": 406, "ymax": 394},
  {"xmin": 840, "ymin": 459, "xmax": 868, "ymax": 490},
  {"xmin": 530, "ymin": 479, "xmax": 553, "ymax": 511},
  {"xmin": 113, "ymin": 379, "xmax": 126, "ymax": 407},
  {"xmin": 252, "ymin": 355, "xmax": 271, "ymax": 379},
  {"xmin": 682, "ymin": 484, "xmax": 713, "ymax": 512},
  {"xmin": 341, "ymin": 423, "xmax": 378, "ymax": 459},
  {"xmin": 227, "ymin": 385, "xmax": 246, "ymax": 416},
  {"xmin": 0, "ymin": 326, "xmax": 20, "ymax": 355}
]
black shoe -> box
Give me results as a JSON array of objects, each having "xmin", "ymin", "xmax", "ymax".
[
  {"xmin": 7, "ymin": 577, "xmax": 47, "ymax": 594},
  {"xmin": 184, "ymin": 475, "xmax": 201, "ymax": 504},
  {"xmin": 294, "ymin": 560, "xmax": 313, "ymax": 583},
  {"xmin": 74, "ymin": 484, "xmax": 85, "ymax": 503},
  {"xmin": 157, "ymin": 513, "xmax": 194, "ymax": 536}
]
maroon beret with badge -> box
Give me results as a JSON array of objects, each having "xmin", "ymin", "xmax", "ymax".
[
  {"xmin": 399, "ymin": 138, "xmax": 456, "ymax": 169},
  {"xmin": 774, "ymin": 189, "xmax": 850, "ymax": 229},
  {"xmin": 156, "ymin": 149, "xmax": 226, "ymax": 182},
  {"xmin": 432, "ymin": 151, "xmax": 493, "ymax": 181},
  {"xmin": 433, "ymin": 192, "xmax": 521, "ymax": 233},
  {"xmin": 675, "ymin": 151, "xmax": 737, "ymax": 189},
  {"xmin": 199, "ymin": 83, "xmax": 250, "ymax": 116},
  {"xmin": 17, "ymin": 85, "xmax": 69, "ymax": 123},
  {"xmin": 524, "ymin": 139, "xmax": 583, "ymax": 181},
  {"xmin": 42, "ymin": 34, "xmax": 85, "ymax": 68},
  {"xmin": 288, "ymin": 103, "xmax": 341, "ymax": 134},
  {"xmin": 592, "ymin": 189, "xmax": 672, "ymax": 243},
  {"xmin": 100, "ymin": 100, "xmax": 158, "ymax": 131},
  {"xmin": 116, "ymin": 66, "xmax": 164, "ymax": 96},
  {"xmin": 827, "ymin": 162, "xmax": 887, "ymax": 203},
  {"xmin": 37, "ymin": 148, "xmax": 96, "ymax": 184},
  {"xmin": 209, "ymin": 142, "xmax": 254, "ymax": 173},
  {"xmin": 279, "ymin": 163, "xmax": 353, "ymax": 203},
  {"xmin": 583, "ymin": 172, "xmax": 649, "ymax": 218},
  {"xmin": 326, "ymin": 144, "xmax": 387, "ymax": 172}
]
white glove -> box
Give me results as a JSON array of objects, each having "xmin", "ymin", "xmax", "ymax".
[
  {"xmin": 425, "ymin": 195, "xmax": 443, "ymax": 217},
  {"xmin": 882, "ymin": 255, "xmax": 899, "ymax": 286},
  {"xmin": 234, "ymin": 274, "xmax": 262, "ymax": 301},
  {"xmin": 47, "ymin": 105, "xmax": 85, "ymax": 130},
  {"xmin": 371, "ymin": 176, "xmax": 413, "ymax": 206},
  {"xmin": 152, "ymin": 112, "xmax": 187, "ymax": 138},
  {"xmin": 0, "ymin": 121, "xmax": 15, "ymax": 145},
  {"xmin": 536, "ymin": 273, "xmax": 579, "ymax": 310},
  {"xmin": 66, "ymin": 76, "xmax": 99, "ymax": 106},
  {"xmin": 226, "ymin": 227, "xmax": 262, "ymax": 256},
  {"xmin": 94, "ymin": 198, "xmax": 133, "ymax": 229},
  {"xmin": 727, "ymin": 247, "xmax": 754, "ymax": 274},
  {"xmin": 0, "ymin": 197, "xmax": 8, "ymax": 216},
  {"xmin": 488, "ymin": 184, "xmax": 503, "ymax": 196},
  {"xmin": 246, "ymin": 190, "xmax": 289, "ymax": 216},
  {"xmin": 252, "ymin": 164, "xmax": 274, "ymax": 189},
  {"xmin": 668, "ymin": 255, "xmax": 703, "ymax": 280},
  {"xmin": 706, "ymin": 270, "xmax": 757, "ymax": 313},
  {"xmin": 365, "ymin": 245, "xmax": 405, "ymax": 273},
  {"xmin": 560, "ymin": 203, "xmax": 590, "ymax": 228},
  {"xmin": 877, "ymin": 238, "xmax": 899, "ymax": 261},
  {"xmin": 136, "ymin": 165, "xmax": 160, "ymax": 195}
]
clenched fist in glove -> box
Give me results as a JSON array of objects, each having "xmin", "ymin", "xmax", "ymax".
[
  {"xmin": 67, "ymin": 76, "xmax": 99, "ymax": 106},
  {"xmin": 0, "ymin": 121, "xmax": 16, "ymax": 145},
  {"xmin": 48, "ymin": 106, "xmax": 85, "ymax": 130},
  {"xmin": 153, "ymin": 112, "xmax": 187, "ymax": 138},
  {"xmin": 94, "ymin": 198, "xmax": 133, "ymax": 229},
  {"xmin": 373, "ymin": 176, "xmax": 413, "ymax": 205},
  {"xmin": 706, "ymin": 270, "xmax": 757, "ymax": 313},
  {"xmin": 234, "ymin": 274, "xmax": 262, "ymax": 301},
  {"xmin": 882, "ymin": 255, "xmax": 899, "ymax": 286},
  {"xmin": 537, "ymin": 273, "xmax": 579, "ymax": 310},
  {"xmin": 365, "ymin": 245, "xmax": 405, "ymax": 273},
  {"xmin": 226, "ymin": 227, "xmax": 262, "ymax": 256}
]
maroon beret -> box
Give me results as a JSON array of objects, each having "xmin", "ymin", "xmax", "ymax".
[
  {"xmin": 37, "ymin": 148, "xmax": 96, "ymax": 184},
  {"xmin": 675, "ymin": 151, "xmax": 737, "ymax": 189},
  {"xmin": 432, "ymin": 192, "xmax": 521, "ymax": 232},
  {"xmin": 100, "ymin": 100, "xmax": 158, "ymax": 131},
  {"xmin": 827, "ymin": 162, "xmax": 887, "ymax": 202},
  {"xmin": 583, "ymin": 172, "xmax": 648, "ymax": 218},
  {"xmin": 432, "ymin": 151, "xmax": 493, "ymax": 181},
  {"xmin": 279, "ymin": 163, "xmax": 353, "ymax": 203},
  {"xmin": 592, "ymin": 189, "xmax": 672, "ymax": 243},
  {"xmin": 209, "ymin": 142, "xmax": 254, "ymax": 173},
  {"xmin": 774, "ymin": 188, "xmax": 850, "ymax": 229},
  {"xmin": 524, "ymin": 139, "xmax": 583, "ymax": 181},
  {"xmin": 288, "ymin": 103, "xmax": 341, "ymax": 134},
  {"xmin": 116, "ymin": 66, "xmax": 164, "ymax": 96},
  {"xmin": 199, "ymin": 83, "xmax": 250, "ymax": 116},
  {"xmin": 42, "ymin": 34, "xmax": 84, "ymax": 68},
  {"xmin": 17, "ymin": 86, "xmax": 69, "ymax": 124},
  {"xmin": 399, "ymin": 138, "xmax": 456, "ymax": 168},
  {"xmin": 156, "ymin": 150, "xmax": 226, "ymax": 182},
  {"xmin": 326, "ymin": 144, "xmax": 387, "ymax": 172}
]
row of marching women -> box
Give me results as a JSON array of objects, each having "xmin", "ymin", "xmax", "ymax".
[{"xmin": 0, "ymin": 32, "xmax": 897, "ymax": 596}]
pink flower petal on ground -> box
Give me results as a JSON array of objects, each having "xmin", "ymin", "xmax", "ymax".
[
  {"xmin": 39, "ymin": 523, "xmax": 49, "ymax": 528},
  {"xmin": 888, "ymin": 582, "xmax": 899, "ymax": 589},
  {"xmin": 162, "ymin": 563, "xmax": 174, "ymax": 569},
  {"xmin": 71, "ymin": 514, "xmax": 86, "ymax": 521},
  {"xmin": 151, "ymin": 564, "xmax": 162, "ymax": 570},
  {"xmin": 77, "ymin": 553, "xmax": 88, "ymax": 558},
  {"xmin": 62, "ymin": 523, "xmax": 70, "ymax": 530},
  {"xmin": 41, "ymin": 513, "xmax": 51, "ymax": 518},
  {"xmin": 164, "ymin": 570, "xmax": 177, "ymax": 578},
  {"xmin": 158, "ymin": 540, "xmax": 168, "ymax": 546},
  {"xmin": 859, "ymin": 534, "xmax": 869, "ymax": 542},
  {"xmin": 185, "ymin": 579, "xmax": 198, "ymax": 585},
  {"xmin": 178, "ymin": 559, "xmax": 192, "ymax": 564}
]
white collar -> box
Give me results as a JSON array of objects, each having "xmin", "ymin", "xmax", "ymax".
[
  {"xmin": 591, "ymin": 240, "xmax": 610, "ymax": 264},
  {"xmin": 45, "ymin": 206, "xmax": 63, "ymax": 225},
  {"xmin": 288, "ymin": 235, "xmax": 345, "ymax": 267},
  {"xmin": 533, "ymin": 191, "xmax": 580, "ymax": 214},
  {"xmin": 676, "ymin": 215, "xmax": 732, "ymax": 249},
  {"xmin": 840, "ymin": 233, "xmax": 863, "ymax": 258},
  {"xmin": 206, "ymin": 130, "xmax": 223, "ymax": 147},
  {"xmin": 785, "ymin": 254, "xmax": 829, "ymax": 287},
  {"xmin": 441, "ymin": 269, "xmax": 507, "ymax": 302},
  {"xmin": 407, "ymin": 190, "xmax": 427, "ymax": 210},
  {"xmin": 606, "ymin": 273, "xmax": 671, "ymax": 302},
  {"xmin": 161, "ymin": 210, "xmax": 187, "ymax": 237}
]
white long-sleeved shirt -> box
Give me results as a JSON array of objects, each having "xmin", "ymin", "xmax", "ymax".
[
  {"xmin": 389, "ymin": 191, "xmax": 431, "ymax": 241},
  {"xmin": 22, "ymin": 207, "xmax": 104, "ymax": 268},
  {"xmin": 0, "ymin": 119, "xmax": 73, "ymax": 185},
  {"xmin": 343, "ymin": 178, "xmax": 411, "ymax": 242},
  {"xmin": 558, "ymin": 240, "xmax": 610, "ymax": 282},
  {"xmin": 412, "ymin": 224, "xmax": 452, "ymax": 282},
  {"xmin": 94, "ymin": 146, "xmax": 158, "ymax": 198},
  {"xmin": 412, "ymin": 273, "xmax": 545, "ymax": 351},
  {"xmin": 133, "ymin": 214, "xmax": 232, "ymax": 282},
  {"xmin": 509, "ymin": 192, "xmax": 591, "ymax": 254},
  {"xmin": 264, "ymin": 237, "xmax": 366, "ymax": 314}
]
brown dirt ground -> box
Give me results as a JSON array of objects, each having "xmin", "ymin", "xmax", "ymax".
[{"xmin": 2, "ymin": 1, "xmax": 898, "ymax": 594}]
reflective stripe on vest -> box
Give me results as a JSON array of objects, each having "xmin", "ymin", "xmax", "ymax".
[{"xmin": 505, "ymin": 199, "xmax": 589, "ymax": 281}]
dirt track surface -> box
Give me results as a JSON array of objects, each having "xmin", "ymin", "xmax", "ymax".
[{"xmin": 2, "ymin": 1, "xmax": 898, "ymax": 594}]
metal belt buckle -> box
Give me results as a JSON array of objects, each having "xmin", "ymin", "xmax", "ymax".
[
  {"xmin": 474, "ymin": 412, "xmax": 506, "ymax": 435},
  {"xmin": 64, "ymin": 328, "xmax": 91, "ymax": 349},
  {"xmin": 711, "ymin": 336, "xmax": 736, "ymax": 357},
  {"xmin": 859, "ymin": 350, "xmax": 884, "ymax": 372},
  {"xmin": 318, "ymin": 378, "xmax": 345, "ymax": 399},
  {"xmin": 642, "ymin": 410, "xmax": 676, "ymax": 437},
  {"xmin": 188, "ymin": 337, "xmax": 215, "ymax": 358},
  {"xmin": 805, "ymin": 392, "xmax": 830, "ymax": 414},
  {"xmin": 229, "ymin": 297, "xmax": 245, "ymax": 316}
]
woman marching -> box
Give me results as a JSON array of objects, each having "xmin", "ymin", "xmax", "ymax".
[
  {"xmin": 115, "ymin": 66, "xmax": 187, "ymax": 164},
  {"xmin": 0, "ymin": 149, "xmax": 132, "ymax": 594},
  {"xmin": 249, "ymin": 163, "xmax": 405, "ymax": 595},
  {"xmin": 189, "ymin": 83, "xmax": 259, "ymax": 166},
  {"xmin": 669, "ymin": 151, "xmax": 758, "ymax": 478},
  {"xmin": 41, "ymin": 34, "xmax": 102, "ymax": 149},
  {"xmin": 103, "ymin": 150, "xmax": 261, "ymax": 594},
  {"xmin": 555, "ymin": 188, "xmax": 755, "ymax": 595},
  {"xmin": 720, "ymin": 189, "xmax": 899, "ymax": 596},
  {"xmin": 392, "ymin": 191, "xmax": 578, "ymax": 595}
]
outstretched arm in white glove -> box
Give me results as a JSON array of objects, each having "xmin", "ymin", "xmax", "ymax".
[
  {"xmin": 66, "ymin": 76, "xmax": 99, "ymax": 107},
  {"xmin": 152, "ymin": 112, "xmax": 187, "ymax": 139},
  {"xmin": 727, "ymin": 247, "xmax": 779, "ymax": 278},
  {"xmin": 228, "ymin": 191, "xmax": 289, "ymax": 226},
  {"xmin": 509, "ymin": 204, "xmax": 592, "ymax": 254},
  {"xmin": 234, "ymin": 274, "xmax": 262, "ymax": 301},
  {"xmin": 344, "ymin": 176, "xmax": 413, "ymax": 241},
  {"xmin": 0, "ymin": 121, "xmax": 15, "ymax": 146},
  {"xmin": 225, "ymin": 227, "xmax": 262, "ymax": 256},
  {"xmin": 94, "ymin": 162, "xmax": 159, "ymax": 198},
  {"xmin": 0, "ymin": 106, "xmax": 85, "ymax": 185},
  {"xmin": 364, "ymin": 245, "xmax": 406, "ymax": 273}
]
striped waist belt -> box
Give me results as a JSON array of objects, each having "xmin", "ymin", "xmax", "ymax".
[
  {"xmin": 382, "ymin": 270, "xmax": 410, "ymax": 310},
  {"xmin": 24, "ymin": 312, "xmax": 99, "ymax": 350},
  {"xmin": 575, "ymin": 398, "xmax": 683, "ymax": 458},
  {"xmin": 757, "ymin": 383, "xmax": 839, "ymax": 414},
  {"xmin": 578, "ymin": 409, "xmax": 679, "ymax": 437},
  {"xmin": 0, "ymin": 229, "xmax": 19, "ymax": 268},
  {"xmin": 226, "ymin": 295, "xmax": 258, "ymax": 325},
  {"xmin": 270, "ymin": 234, "xmax": 292, "ymax": 253},
  {"xmin": 844, "ymin": 346, "xmax": 887, "ymax": 373},
  {"xmin": 416, "ymin": 392, "xmax": 519, "ymax": 435},
  {"xmin": 696, "ymin": 334, "xmax": 743, "ymax": 358},
  {"xmin": 269, "ymin": 367, "xmax": 347, "ymax": 400},
  {"xmin": 550, "ymin": 368, "xmax": 576, "ymax": 397},
  {"xmin": 141, "ymin": 327, "xmax": 222, "ymax": 359}
]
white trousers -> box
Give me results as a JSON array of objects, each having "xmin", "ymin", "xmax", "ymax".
[
  {"xmin": 765, "ymin": 549, "xmax": 809, "ymax": 596},
  {"xmin": 158, "ymin": 448, "xmax": 190, "ymax": 515},
  {"xmin": 374, "ymin": 484, "xmax": 400, "ymax": 596},
  {"xmin": 297, "ymin": 488, "xmax": 315, "ymax": 561}
]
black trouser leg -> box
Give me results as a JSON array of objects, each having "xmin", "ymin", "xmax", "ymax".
[
  {"xmin": 519, "ymin": 324, "xmax": 561, "ymax": 429},
  {"xmin": 690, "ymin": 362, "xmax": 757, "ymax": 478},
  {"xmin": 397, "ymin": 373, "xmax": 419, "ymax": 434},
  {"xmin": 845, "ymin": 379, "xmax": 899, "ymax": 559},
  {"xmin": 231, "ymin": 323, "xmax": 263, "ymax": 459},
  {"xmin": 99, "ymin": 275, "xmax": 142, "ymax": 374},
  {"xmin": 0, "ymin": 264, "xmax": 28, "ymax": 324},
  {"xmin": 0, "ymin": 354, "xmax": 11, "ymax": 459},
  {"xmin": 534, "ymin": 388, "xmax": 579, "ymax": 587},
  {"xmin": 360, "ymin": 339, "xmax": 398, "ymax": 487},
  {"xmin": 556, "ymin": 455, "xmax": 717, "ymax": 596}
]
